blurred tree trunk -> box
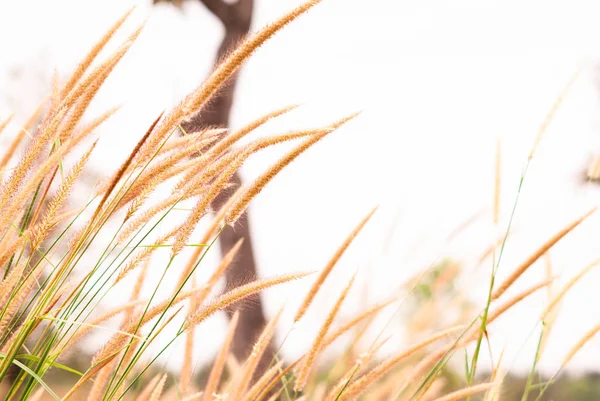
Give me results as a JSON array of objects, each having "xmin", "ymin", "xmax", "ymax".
[{"xmin": 154, "ymin": 0, "xmax": 276, "ymax": 377}]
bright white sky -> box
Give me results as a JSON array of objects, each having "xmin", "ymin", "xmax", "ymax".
[{"xmin": 3, "ymin": 0, "xmax": 600, "ymax": 377}]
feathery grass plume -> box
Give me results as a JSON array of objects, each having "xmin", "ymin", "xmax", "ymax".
[
  {"xmin": 57, "ymin": 27, "xmax": 142, "ymax": 147},
  {"xmin": 181, "ymin": 1, "xmax": 321, "ymax": 118},
  {"xmin": 60, "ymin": 7, "xmax": 134, "ymax": 98},
  {"xmin": 294, "ymin": 207, "xmax": 376, "ymax": 323},
  {"xmin": 180, "ymin": 275, "xmax": 200, "ymax": 395},
  {"xmin": 90, "ymin": 111, "xmax": 163, "ymax": 226},
  {"xmin": 178, "ymin": 239, "xmax": 244, "ymax": 308},
  {"xmin": 156, "ymin": 127, "xmax": 225, "ymax": 155},
  {"xmin": 0, "ymin": 262, "xmax": 45, "ymax": 346},
  {"xmin": 149, "ymin": 373, "xmax": 168, "ymax": 401},
  {"xmin": 475, "ymin": 279, "xmax": 554, "ymax": 342},
  {"xmin": 60, "ymin": 23, "xmax": 142, "ymax": 117},
  {"xmin": 541, "ymin": 256, "xmax": 600, "ymax": 321},
  {"xmin": 175, "ymin": 105, "xmax": 298, "ymax": 188},
  {"xmin": 0, "ymin": 261, "xmax": 25, "ymax": 313},
  {"xmin": 134, "ymin": 0, "xmax": 322, "ymax": 167},
  {"xmin": 185, "ymin": 272, "xmax": 312, "ymax": 330},
  {"xmin": 203, "ymin": 311, "xmax": 240, "ymax": 401},
  {"xmin": 60, "ymin": 299, "xmax": 148, "ymax": 352},
  {"xmin": 176, "ymin": 187, "xmax": 243, "ymax": 290},
  {"xmin": 0, "ymin": 135, "xmax": 96, "ymax": 243},
  {"xmin": 173, "ymin": 125, "xmax": 325, "ymax": 198},
  {"xmin": 337, "ymin": 326, "xmax": 464, "ymax": 401},
  {"xmin": 562, "ymin": 321, "xmax": 600, "ymax": 367},
  {"xmin": 91, "ymin": 285, "xmax": 208, "ymax": 374},
  {"xmin": 171, "ymin": 146, "xmax": 254, "ymax": 257},
  {"xmin": 528, "ymin": 68, "xmax": 581, "ymax": 160},
  {"xmin": 238, "ymin": 360, "xmax": 284, "ymax": 401},
  {"xmin": 0, "ymin": 114, "xmax": 14, "ymax": 135},
  {"xmin": 115, "ymin": 231, "xmax": 174, "ymax": 284},
  {"xmin": 295, "ymin": 274, "xmax": 356, "ymax": 391},
  {"xmin": 324, "ymin": 337, "xmax": 390, "ymax": 401},
  {"xmin": 226, "ymin": 114, "xmax": 359, "ymax": 224},
  {"xmin": 88, "ymin": 358, "xmax": 119, "ymax": 401},
  {"xmin": 321, "ymin": 298, "xmax": 396, "ymax": 351},
  {"xmin": 0, "ymin": 98, "xmax": 47, "ymax": 171},
  {"xmin": 135, "ymin": 374, "xmax": 163, "ymax": 401},
  {"xmin": 29, "ymin": 141, "xmax": 97, "ymax": 247},
  {"xmin": 208, "ymin": 105, "xmax": 298, "ymax": 156},
  {"xmin": 254, "ymin": 360, "xmax": 300, "ymax": 401},
  {"xmin": 0, "ymin": 34, "xmax": 138, "ymax": 238},
  {"xmin": 429, "ymin": 382, "xmax": 494, "ymax": 401},
  {"xmin": 491, "ymin": 207, "xmax": 596, "ymax": 300},
  {"xmin": 229, "ymin": 308, "xmax": 283, "ymax": 401}
]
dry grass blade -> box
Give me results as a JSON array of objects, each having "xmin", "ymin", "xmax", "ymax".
[
  {"xmin": 562, "ymin": 321, "xmax": 600, "ymax": 367},
  {"xmin": 429, "ymin": 382, "xmax": 494, "ymax": 401},
  {"xmin": 295, "ymin": 274, "xmax": 356, "ymax": 391},
  {"xmin": 337, "ymin": 326, "xmax": 463, "ymax": 401},
  {"xmin": 226, "ymin": 115, "xmax": 358, "ymax": 224},
  {"xmin": 0, "ymin": 114, "xmax": 14, "ymax": 135},
  {"xmin": 135, "ymin": 374, "xmax": 162, "ymax": 401},
  {"xmin": 91, "ymin": 111, "xmax": 163, "ymax": 225},
  {"xmin": 237, "ymin": 360, "xmax": 284, "ymax": 401},
  {"xmin": 491, "ymin": 207, "xmax": 596, "ymax": 300},
  {"xmin": 184, "ymin": 272, "xmax": 312, "ymax": 330},
  {"xmin": 61, "ymin": 7, "xmax": 134, "ymax": 98},
  {"xmin": 294, "ymin": 207, "xmax": 376, "ymax": 323},
  {"xmin": 203, "ymin": 311, "xmax": 240, "ymax": 401},
  {"xmin": 229, "ymin": 308, "xmax": 283, "ymax": 401},
  {"xmin": 541, "ymin": 256, "xmax": 600, "ymax": 321},
  {"xmin": 149, "ymin": 373, "xmax": 168, "ymax": 401}
]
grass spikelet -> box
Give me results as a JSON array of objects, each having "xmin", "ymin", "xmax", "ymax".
[
  {"xmin": 238, "ymin": 360, "xmax": 284, "ymax": 401},
  {"xmin": 176, "ymin": 187, "xmax": 243, "ymax": 290},
  {"xmin": 294, "ymin": 207, "xmax": 376, "ymax": 323},
  {"xmin": 178, "ymin": 238, "xmax": 243, "ymax": 304},
  {"xmin": 337, "ymin": 326, "xmax": 463, "ymax": 401},
  {"xmin": 184, "ymin": 272, "xmax": 312, "ymax": 331},
  {"xmin": 226, "ymin": 114, "xmax": 358, "ymax": 224},
  {"xmin": 295, "ymin": 274, "xmax": 356, "ymax": 391},
  {"xmin": 30, "ymin": 141, "xmax": 97, "ymax": 247},
  {"xmin": 429, "ymin": 382, "xmax": 494, "ymax": 401},
  {"xmin": 321, "ymin": 298, "xmax": 396, "ymax": 351},
  {"xmin": 195, "ymin": 105, "xmax": 298, "ymax": 165},
  {"xmin": 562, "ymin": 322, "xmax": 600, "ymax": 368},
  {"xmin": 149, "ymin": 373, "xmax": 168, "ymax": 401},
  {"xmin": 91, "ymin": 111, "xmax": 163, "ymax": 225},
  {"xmin": 528, "ymin": 68, "xmax": 581, "ymax": 160},
  {"xmin": 135, "ymin": 374, "xmax": 162, "ymax": 401},
  {"xmin": 60, "ymin": 7, "xmax": 134, "ymax": 98},
  {"xmin": 115, "ymin": 231, "xmax": 174, "ymax": 284},
  {"xmin": 229, "ymin": 308, "xmax": 283, "ymax": 401},
  {"xmin": 180, "ymin": 275, "xmax": 200, "ymax": 395},
  {"xmin": 0, "ymin": 114, "xmax": 14, "ymax": 136},
  {"xmin": 324, "ymin": 337, "xmax": 390, "ymax": 401},
  {"xmin": 171, "ymin": 147, "xmax": 253, "ymax": 257},
  {"xmin": 182, "ymin": 1, "xmax": 322, "ymax": 117},
  {"xmin": 203, "ymin": 311, "xmax": 240, "ymax": 401},
  {"xmin": 491, "ymin": 207, "xmax": 596, "ymax": 300},
  {"xmin": 541, "ymin": 257, "xmax": 600, "ymax": 321}
]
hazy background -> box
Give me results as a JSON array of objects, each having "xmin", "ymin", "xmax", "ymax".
[{"xmin": 2, "ymin": 0, "xmax": 600, "ymax": 377}]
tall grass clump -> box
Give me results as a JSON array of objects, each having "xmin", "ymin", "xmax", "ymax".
[{"xmin": 0, "ymin": 1, "xmax": 598, "ymax": 401}]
